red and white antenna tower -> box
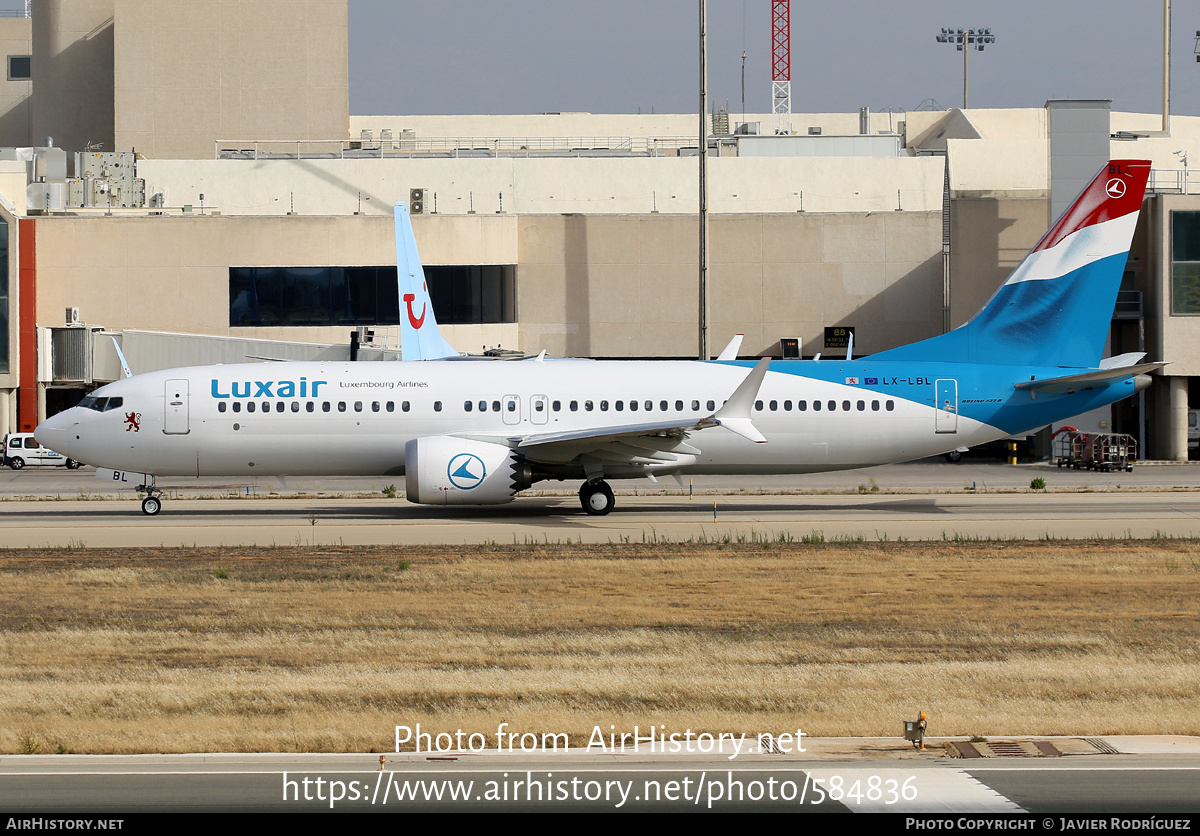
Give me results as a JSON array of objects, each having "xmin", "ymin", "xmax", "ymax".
[{"xmin": 771, "ymin": 0, "xmax": 791, "ymax": 135}]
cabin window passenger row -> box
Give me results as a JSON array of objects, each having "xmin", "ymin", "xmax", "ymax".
[
  {"xmin": 220, "ymin": 395, "xmax": 412, "ymax": 412},
  {"xmin": 212, "ymin": 395, "xmax": 879, "ymax": 419}
]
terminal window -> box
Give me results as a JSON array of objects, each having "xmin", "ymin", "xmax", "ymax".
[
  {"xmin": 1172, "ymin": 212, "xmax": 1200, "ymax": 314},
  {"xmin": 229, "ymin": 265, "xmax": 516, "ymax": 327},
  {"xmin": 7, "ymin": 56, "xmax": 29, "ymax": 81}
]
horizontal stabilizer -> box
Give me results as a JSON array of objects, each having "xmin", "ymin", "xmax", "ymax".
[{"xmin": 1015, "ymin": 362, "xmax": 1166, "ymax": 394}]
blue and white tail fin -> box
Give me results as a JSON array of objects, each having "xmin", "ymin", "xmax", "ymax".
[
  {"xmin": 871, "ymin": 160, "xmax": 1151, "ymax": 369},
  {"xmin": 395, "ymin": 201, "xmax": 459, "ymax": 361}
]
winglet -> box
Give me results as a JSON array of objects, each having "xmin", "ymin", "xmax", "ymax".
[
  {"xmin": 1099, "ymin": 352, "xmax": 1146, "ymax": 370},
  {"xmin": 702, "ymin": 358, "xmax": 770, "ymax": 443},
  {"xmin": 716, "ymin": 334, "xmax": 744, "ymax": 361},
  {"xmin": 395, "ymin": 201, "xmax": 459, "ymax": 361}
]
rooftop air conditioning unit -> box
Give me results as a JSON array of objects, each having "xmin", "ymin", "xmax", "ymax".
[{"xmin": 65, "ymin": 306, "xmax": 81, "ymax": 326}]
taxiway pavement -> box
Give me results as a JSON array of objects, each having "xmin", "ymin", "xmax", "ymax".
[{"xmin": 3, "ymin": 462, "xmax": 1200, "ymax": 547}]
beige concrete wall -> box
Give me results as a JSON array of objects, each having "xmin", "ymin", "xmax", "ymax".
[
  {"xmin": 0, "ymin": 17, "xmax": 32, "ymax": 148},
  {"xmin": 138, "ymin": 154, "xmax": 946, "ymax": 216},
  {"xmin": 1144, "ymin": 194, "xmax": 1200, "ymax": 378},
  {"xmin": 0, "ymin": 388, "xmax": 12, "ymax": 439},
  {"xmin": 957, "ymin": 108, "xmax": 1046, "ymax": 140},
  {"xmin": 0, "ymin": 160, "xmax": 27, "ymax": 215},
  {"xmin": 30, "ymin": 208, "xmax": 943, "ymax": 361},
  {"xmin": 112, "ymin": 0, "xmax": 348, "ymax": 159},
  {"xmin": 517, "ymin": 211, "xmax": 943, "ymax": 358},
  {"xmin": 1150, "ymin": 375, "xmax": 1189, "ymax": 461},
  {"xmin": 949, "ymin": 196, "xmax": 1049, "ymax": 327},
  {"xmin": 30, "ymin": 0, "xmax": 114, "ymax": 156},
  {"xmin": 32, "ymin": 212, "xmax": 515, "ymax": 349},
  {"xmin": 1140, "ymin": 194, "xmax": 1179, "ymax": 462},
  {"xmin": 948, "ymin": 138, "xmax": 1049, "ymax": 197}
]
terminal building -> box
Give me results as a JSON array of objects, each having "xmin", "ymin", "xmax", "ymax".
[{"xmin": 1, "ymin": 1, "xmax": 1199, "ymax": 459}]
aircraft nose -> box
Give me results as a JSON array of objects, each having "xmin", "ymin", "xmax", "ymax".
[{"xmin": 34, "ymin": 411, "xmax": 74, "ymax": 457}]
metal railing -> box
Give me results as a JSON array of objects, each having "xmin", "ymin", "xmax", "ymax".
[
  {"xmin": 216, "ymin": 136, "xmax": 699, "ymax": 160},
  {"xmin": 1113, "ymin": 289, "xmax": 1143, "ymax": 320},
  {"xmin": 1148, "ymin": 168, "xmax": 1200, "ymax": 195}
]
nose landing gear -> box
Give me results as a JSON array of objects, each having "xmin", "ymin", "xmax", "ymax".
[{"xmin": 136, "ymin": 479, "xmax": 163, "ymax": 516}]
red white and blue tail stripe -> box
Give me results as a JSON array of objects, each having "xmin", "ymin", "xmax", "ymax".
[{"xmin": 872, "ymin": 160, "xmax": 1150, "ymax": 369}]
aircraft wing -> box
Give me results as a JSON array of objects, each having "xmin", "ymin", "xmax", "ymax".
[
  {"xmin": 512, "ymin": 419, "xmax": 709, "ymax": 467},
  {"xmin": 508, "ymin": 358, "xmax": 771, "ymax": 466}
]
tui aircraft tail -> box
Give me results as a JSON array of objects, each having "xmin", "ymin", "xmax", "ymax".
[
  {"xmin": 395, "ymin": 201, "xmax": 459, "ymax": 360},
  {"xmin": 870, "ymin": 160, "xmax": 1151, "ymax": 369}
]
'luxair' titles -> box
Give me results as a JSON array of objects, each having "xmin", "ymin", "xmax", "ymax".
[{"xmin": 210, "ymin": 378, "xmax": 327, "ymax": 399}]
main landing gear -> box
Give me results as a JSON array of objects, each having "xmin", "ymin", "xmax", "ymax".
[{"xmin": 579, "ymin": 479, "xmax": 615, "ymax": 516}]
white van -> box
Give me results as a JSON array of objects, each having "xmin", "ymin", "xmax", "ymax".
[{"xmin": 2, "ymin": 433, "xmax": 81, "ymax": 470}]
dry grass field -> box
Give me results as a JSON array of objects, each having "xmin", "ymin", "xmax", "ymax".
[{"xmin": 1, "ymin": 541, "xmax": 1197, "ymax": 754}]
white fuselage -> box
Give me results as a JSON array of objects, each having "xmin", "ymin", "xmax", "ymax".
[{"xmin": 36, "ymin": 359, "xmax": 1002, "ymax": 481}]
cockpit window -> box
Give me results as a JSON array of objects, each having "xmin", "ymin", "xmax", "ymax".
[{"xmin": 78, "ymin": 396, "xmax": 123, "ymax": 412}]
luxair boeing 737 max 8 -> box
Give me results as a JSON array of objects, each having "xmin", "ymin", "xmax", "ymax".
[{"xmin": 35, "ymin": 160, "xmax": 1162, "ymax": 516}]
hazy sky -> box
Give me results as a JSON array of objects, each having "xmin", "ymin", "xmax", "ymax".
[
  {"xmin": 349, "ymin": 0, "xmax": 1200, "ymax": 118},
  {"xmin": 2, "ymin": 1, "xmax": 1196, "ymax": 118}
]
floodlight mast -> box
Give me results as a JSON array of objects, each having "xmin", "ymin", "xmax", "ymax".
[{"xmin": 935, "ymin": 28, "xmax": 995, "ymax": 109}]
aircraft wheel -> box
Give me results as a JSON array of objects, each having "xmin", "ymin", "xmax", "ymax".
[
  {"xmin": 9, "ymin": 457, "xmax": 24, "ymax": 470},
  {"xmin": 141, "ymin": 496, "xmax": 162, "ymax": 516},
  {"xmin": 944, "ymin": 450, "xmax": 963, "ymax": 463},
  {"xmin": 579, "ymin": 480, "xmax": 615, "ymax": 516}
]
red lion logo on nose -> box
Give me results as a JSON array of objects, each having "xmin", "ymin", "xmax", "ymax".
[{"xmin": 124, "ymin": 412, "xmax": 141, "ymax": 432}]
